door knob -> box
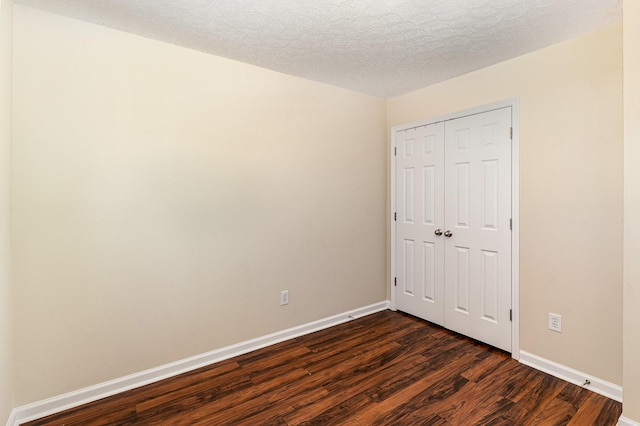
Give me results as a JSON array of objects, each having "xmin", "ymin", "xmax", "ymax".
[
  {"xmin": 434, "ymin": 229, "xmax": 443, "ymax": 236},
  {"xmin": 444, "ymin": 230, "xmax": 453, "ymax": 237}
]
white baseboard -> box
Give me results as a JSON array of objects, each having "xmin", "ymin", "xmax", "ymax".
[
  {"xmin": 4, "ymin": 412, "xmax": 16, "ymax": 426},
  {"xmin": 519, "ymin": 350, "xmax": 622, "ymax": 402},
  {"xmin": 618, "ymin": 416, "xmax": 640, "ymax": 426},
  {"xmin": 7, "ymin": 301, "xmax": 390, "ymax": 426}
]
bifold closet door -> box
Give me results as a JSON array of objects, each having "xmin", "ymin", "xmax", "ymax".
[
  {"xmin": 395, "ymin": 107, "xmax": 513, "ymax": 352},
  {"xmin": 395, "ymin": 123, "xmax": 446, "ymax": 326},
  {"xmin": 443, "ymin": 107, "xmax": 512, "ymax": 352}
]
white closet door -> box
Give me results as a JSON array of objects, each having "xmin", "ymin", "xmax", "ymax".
[
  {"xmin": 395, "ymin": 123, "xmax": 445, "ymax": 325},
  {"xmin": 443, "ymin": 107, "xmax": 512, "ymax": 352}
]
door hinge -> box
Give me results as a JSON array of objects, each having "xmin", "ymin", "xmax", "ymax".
[
  {"xmin": 394, "ymin": 212, "xmax": 397, "ymax": 221},
  {"xmin": 510, "ymin": 127, "xmax": 513, "ymax": 140},
  {"xmin": 394, "ymin": 277, "xmax": 397, "ymax": 287},
  {"xmin": 510, "ymin": 218, "xmax": 512, "ymax": 230},
  {"xmin": 394, "ymin": 147, "xmax": 397, "ymax": 156},
  {"xmin": 510, "ymin": 309, "xmax": 513, "ymax": 321}
]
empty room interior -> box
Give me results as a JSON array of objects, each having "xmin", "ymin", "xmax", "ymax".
[{"xmin": 1, "ymin": 0, "xmax": 640, "ymax": 424}]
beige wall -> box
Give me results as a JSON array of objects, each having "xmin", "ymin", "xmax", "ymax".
[
  {"xmin": 12, "ymin": 6, "xmax": 387, "ymax": 404},
  {"xmin": 623, "ymin": 0, "xmax": 640, "ymax": 421},
  {"xmin": 0, "ymin": 0, "xmax": 13, "ymax": 423},
  {"xmin": 388, "ymin": 25, "xmax": 623, "ymax": 385}
]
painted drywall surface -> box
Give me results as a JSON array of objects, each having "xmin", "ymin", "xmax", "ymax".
[
  {"xmin": 12, "ymin": 5, "xmax": 387, "ymax": 404},
  {"xmin": 388, "ymin": 24, "xmax": 623, "ymax": 385},
  {"xmin": 0, "ymin": 0, "xmax": 13, "ymax": 422},
  {"xmin": 623, "ymin": 0, "xmax": 640, "ymax": 421}
]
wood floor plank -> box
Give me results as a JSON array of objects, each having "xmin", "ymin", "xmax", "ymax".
[
  {"xmin": 505, "ymin": 372, "xmax": 568, "ymax": 424},
  {"xmin": 557, "ymin": 381, "xmax": 593, "ymax": 408},
  {"xmin": 290, "ymin": 393, "xmax": 372, "ymax": 426},
  {"xmin": 437, "ymin": 381, "xmax": 513, "ymax": 425},
  {"xmin": 594, "ymin": 396, "xmax": 626, "ymax": 426},
  {"xmin": 24, "ymin": 310, "xmax": 622, "ymax": 426},
  {"xmin": 353, "ymin": 367, "xmax": 470, "ymax": 424},
  {"xmin": 460, "ymin": 348, "xmax": 510, "ymax": 383},
  {"xmin": 230, "ymin": 386, "xmax": 330, "ymax": 426},
  {"xmin": 194, "ymin": 386, "xmax": 329, "ymax": 426},
  {"xmin": 567, "ymin": 391, "xmax": 622, "ymax": 426},
  {"xmin": 264, "ymin": 340, "xmax": 404, "ymax": 407},
  {"xmin": 135, "ymin": 362, "xmax": 245, "ymax": 414},
  {"xmin": 324, "ymin": 352, "xmax": 428, "ymax": 396},
  {"xmin": 529, "ymin": 396, "xmax": 576, "ymax": 425}
]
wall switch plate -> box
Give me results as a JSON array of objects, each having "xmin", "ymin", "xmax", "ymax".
[
  {"xmin": 280, "ymin": 290, "xmax": 289, "ymax": 306},
  {"xmin": 549, "ymin": 313, "xmax": 562, "ymax": 332}
]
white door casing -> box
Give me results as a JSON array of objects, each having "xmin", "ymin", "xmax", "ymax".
[{"xmin": 392, "ymin": 103, "xmax": 515, "ymax": 353}]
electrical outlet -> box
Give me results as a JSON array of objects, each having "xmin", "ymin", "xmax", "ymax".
[
  {"xmin": 549, "ymin": 313, "xmax": 562, "ymax": 332},
  {"xmin": 280, "ymin": 290, "xmax": 289, "ymax": 306}
]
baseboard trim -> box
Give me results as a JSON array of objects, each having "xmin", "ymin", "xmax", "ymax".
[
  {"xmin": 7, "ymin": 301, "xmax": 390, "ymax": 426},
  {"xmin": 618, "ymin": 416, "xmax": 640, "ymax": 426},
  {"xmin": 519, "ymin": 350, "xmax": 622, "ymax": 402},
  {"xmin": 5, "ymin": 411, "xmax": 16, "ymax": 426}
]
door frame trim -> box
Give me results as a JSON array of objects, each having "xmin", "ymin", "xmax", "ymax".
[{"xmin": 390, "ymin": 97, "xmax": 521, "ymax": 359}]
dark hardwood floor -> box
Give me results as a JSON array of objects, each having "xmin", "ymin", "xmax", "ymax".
[{"xmin": 24, "ymin": 310, "xmax": 621, "ymax": 425}]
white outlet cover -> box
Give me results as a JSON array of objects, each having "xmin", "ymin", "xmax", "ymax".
[{"xmin": 549, "ymin": 313, "xmax": 562, "ymax": 332}]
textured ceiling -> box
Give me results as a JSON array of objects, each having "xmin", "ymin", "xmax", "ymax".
[{"xmin": 15, "ymin": 0, "xmax": 621, "ymax": 98}]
